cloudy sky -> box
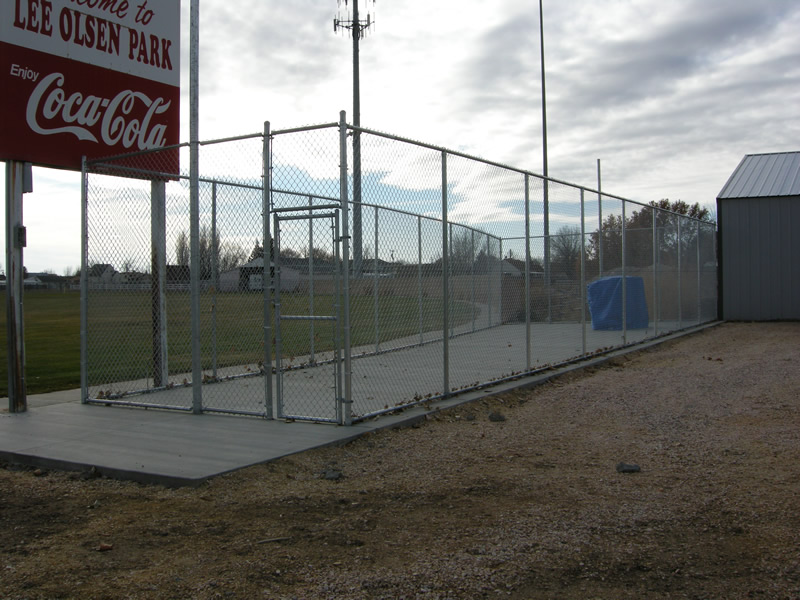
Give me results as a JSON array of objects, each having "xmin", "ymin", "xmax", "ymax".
[{"xmin": 3, "ymin": 0, "xmax": 800, "ymax": 273}]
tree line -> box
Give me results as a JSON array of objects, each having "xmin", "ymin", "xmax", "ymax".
[{"xmin": 548, "ymin": 199, "xmax": 713, "ymax": 280}]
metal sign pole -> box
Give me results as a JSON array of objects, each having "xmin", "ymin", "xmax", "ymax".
[{"xmin": 5, "ymin": 161, "xmax": 28, "ymax": 412}]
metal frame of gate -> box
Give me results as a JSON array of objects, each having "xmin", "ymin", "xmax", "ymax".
[{"xmin": 272, "ymin": 206, "xmax": 345, "ymax": 423}]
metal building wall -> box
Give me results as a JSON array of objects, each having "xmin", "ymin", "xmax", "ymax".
[{"xmin": 719, "ymin": 196, "xmax": 800, "ymax": 320}]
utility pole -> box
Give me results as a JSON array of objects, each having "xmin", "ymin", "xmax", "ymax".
[{"xmin": 335, "ymin": 0, "xmax": 375, "ymax": 277}]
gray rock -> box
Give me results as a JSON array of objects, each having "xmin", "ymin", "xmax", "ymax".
[
  {"xmin": 323, "ymin": 468, "xmax": 343, "ymax": 481},
  {"xmin": 488, "ymin": 412, "xmax": 506, "ymax": 422},
  {"xmin": 616, "ymin": 462, "xmax": 641, "ymax": 473}
]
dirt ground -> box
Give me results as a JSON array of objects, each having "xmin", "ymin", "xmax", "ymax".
[{"xmin": 2, "ymin": 322, "xmax": 799, "ymax": 599}]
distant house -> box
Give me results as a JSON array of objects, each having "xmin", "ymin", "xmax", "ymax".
[
  {"xmin": 113, "ymin": 271, "xmax": 150, "ymax": 285},
  {"xmin": 717, "ymin": 151, "xmax": 800, "ymax": 320},
  {"xmin": 88, "ymin": 264, "xmax": 116, "ymax": 287},
  {"xmin": 219, "ymin": 258, "xmax": 299, "ymax": 292},
  {"xmin": 18, "ymin": 272, "xmax": 66, "ymax": 290},
  {"xmin": 23, "ymin": 274, "xmax": 44, "ymax": 289},
  {"xmin": 165, "ymin": 265, "xmax": 190, "ymax": 285},
  {"xmin": 30, "ymin": 273, "xmax": 67, "ymax": 290}
]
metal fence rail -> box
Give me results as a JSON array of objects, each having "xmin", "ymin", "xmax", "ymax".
[{"xmin": 81, "ymin": 114, "xmax": 717, "ymax": 423}]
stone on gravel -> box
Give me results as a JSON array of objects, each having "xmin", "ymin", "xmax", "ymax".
[
  {"xmin": 616, "ymin": 462, "xmax": 641, "ymax": 473},
  {"xmin": 323, "ymin": 468, "xmax": 343, "ymax": 481}
]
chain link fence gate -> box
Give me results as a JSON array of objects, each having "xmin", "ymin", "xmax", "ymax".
[{"xmin": 82, "ymin": 113, "xmax": 717, "ymax": 424}]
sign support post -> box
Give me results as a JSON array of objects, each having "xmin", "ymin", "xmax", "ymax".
[
  {"xmin": 5, "ymin": 160, "xmax": 30, "ymax": 413},
  {"xmin": 151, "ymin": 180, "xmax": 168, "ymax": 387}
]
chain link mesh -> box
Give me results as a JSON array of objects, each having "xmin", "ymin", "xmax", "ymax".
[{"xmin": 83, "ymin": 121, "xmax": 717, "ymax": 422}]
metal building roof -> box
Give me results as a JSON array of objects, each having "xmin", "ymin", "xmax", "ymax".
[{"xmin": 718, "ymin": 151, "xmax": 800, "ymax": 199}]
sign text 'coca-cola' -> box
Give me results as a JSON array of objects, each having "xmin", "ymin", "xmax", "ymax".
[{"xmin": 0, "ymin": 0, "xmax": 179, "ymax": 171}]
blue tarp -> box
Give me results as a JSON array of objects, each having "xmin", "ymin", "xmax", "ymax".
[{"xmin": 587, "ymin": 276, "xmax": 649, "ymax": 330}]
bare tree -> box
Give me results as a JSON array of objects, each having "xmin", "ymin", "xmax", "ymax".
[
  {"xmin": 218, "ymin": 241, "xmax": 248, "ymax": 273},
  {"xmin": 450, "ymin": 227, "xmax": 476, "ymax": 274},
  {"xmin": 175, "ymin": 231, "xmax": 190, "ymax": 266},
  {"xmin": 550, "ymin": 225, "xmax": 583, "ymax": 280}
]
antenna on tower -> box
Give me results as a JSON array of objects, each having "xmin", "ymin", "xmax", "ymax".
[
  {"xmin": 333, "ymin": 0, "xmax": 375, "ymax": 278},
  {"xmin": 334, "ymin": 0, "xmax": 376, "ymax": 40}
]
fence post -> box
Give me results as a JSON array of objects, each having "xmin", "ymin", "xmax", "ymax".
[
  {"xmin": 80, "ymin": 158, "xmax": 89, "ymax": 404},
  {"xmin": 621, "ymin": 200, "xmax": 627, "ymax": 344},
  {"xmin": 308, "ymin": 195, "xmax": 315, "ymax": 363},
  {"xmin": 471, "ymin": 229, "xmax": 476, "ymax": 333},
  {"xmin": 448, "ymin": 223, "xmax": 454, "ymax": 338},
  {"xmin": 210, "ymin": 182, "xmax": 218, "ymax": 379},
  {"xmin": 597, "ymin": 161, "xmax": 603, "ymax": 277},
  {"xmin": 418, "ymin": 215, "xmax": 423, "ymax": 345},
  {"xmin": 652, "ymin": 206, "xmax": 658, "ymax": 336},
  {"xmin": 524, "ymin": 174, "xmax": 531, "ymax": 371},
  {"xmin": 441, "ymin": 150, "xmax": 449, "ymax": 397},
  {"xmin": 580, "ymin": 189, "xmax": 586, "ymax": 354},
  {"xmin": 263, "ymin": 122, "xmax": 274, "ymax": 419},
  {"xmin": 151, "ymin": 180, "xmax": 168, "ymax": 388},
  {"xmin": 696, "ymin": 220, "xmax": 701, "ymax": 324},
  {"xmin": 339, "ymin": 111, "xmax": 353, "ymax": 425},
  {"xmin": 486, "ymin": 234, "xmax": 492, "ymax": 327},
  {"xmin": 498, "ymin": 238, "xmax": 503, "ymax": 325},
  {"xmin": 544, "ymin": 179, "xmax": 551, "ymax": 322},
  {"xmin": 373, "ymin": 206, "xmax": 379, "ymax": 352},
  {"xmin": 273, "ymin": 217, "xmax": 284, "ymax": 418},
  {"xmin": 677, "ymin": 217, "xmax": 682, "ymax": 329}
]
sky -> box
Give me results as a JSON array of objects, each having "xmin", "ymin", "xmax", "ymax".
[{"xmin": 3, "ymin": 0, "xmax": 800, "ymax": 274}]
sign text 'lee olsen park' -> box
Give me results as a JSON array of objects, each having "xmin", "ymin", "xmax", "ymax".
[{"xmin": 1, "ymin": 0, "xmax": 180, "ymax": 170}]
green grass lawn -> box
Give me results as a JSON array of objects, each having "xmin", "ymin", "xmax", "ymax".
[
  {"xmin": 1, "ymin": 290, "xmax": 81, "ymax": 396},
  {"xmin": 1, "ymin": 289, "xmax": 470, "ymax": 396}
]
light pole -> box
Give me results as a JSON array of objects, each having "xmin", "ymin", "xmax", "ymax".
[{"xmin": 539, "ymin": 0, "xmax": 551, "ymax": 321}]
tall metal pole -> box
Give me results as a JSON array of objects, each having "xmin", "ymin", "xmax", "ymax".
[
  {"xmin": 189, "ymin": 0, "xmax": 202, "ymax": 414},
  {"xmin": 5, "ymin": 161, "xmax": 27, "ymax": 413},
  {"xmin": 539, "ymin": 0, "xmax": 551, "ymax": 322}
]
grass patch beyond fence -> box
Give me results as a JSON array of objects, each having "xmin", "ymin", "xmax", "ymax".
[
  {"xmin": 2, "ymin": 290, "xmax": 471, "ymax": 396},
  {"xmin": 0, "ymin": 291, "xmax": 81, "ymax": 396}
]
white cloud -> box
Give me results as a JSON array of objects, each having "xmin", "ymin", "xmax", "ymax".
[{"xmin": 3, "ymin": 0, "xmax": 800, "ymax": 272}]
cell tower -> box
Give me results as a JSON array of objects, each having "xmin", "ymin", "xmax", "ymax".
[
  {"xmin": 334, "ymin": 0, "xmax": 375, "ymax": 276},
  {"xmin": 334, "ymin": 0, "xmax": 375, "ymax": 129}
]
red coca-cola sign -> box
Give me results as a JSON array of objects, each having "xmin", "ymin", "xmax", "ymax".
[{"xmin": 0, "ymin": 0, "xmax": 179, "ymax": 172}]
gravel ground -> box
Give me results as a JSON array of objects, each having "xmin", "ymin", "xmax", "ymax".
[{"xmin": 2, "ymin": 321, "xmax": 799, "ymax": 599}]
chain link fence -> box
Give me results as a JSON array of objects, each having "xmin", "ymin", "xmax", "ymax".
[{"xmin": 82, "ymin": 115, "xmax": 717, "ymax": 423}]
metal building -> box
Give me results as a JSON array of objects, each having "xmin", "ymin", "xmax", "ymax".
[{"xmin": 717, "ymin": 151, "xmax": 800, "ymax": 320}]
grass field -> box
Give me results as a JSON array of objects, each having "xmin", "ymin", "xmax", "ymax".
[
  {"xmin": 0, "ymin": 290, "xmax": 81, "ymax": 397},
  {"xmin": 1, "ymin": 290, "xmax": 470, "ymax": 396}
]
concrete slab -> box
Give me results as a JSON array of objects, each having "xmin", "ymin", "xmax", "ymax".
[
  {"xmin": 79, "ymin": 321, "xmax": 687, "ymax": 420},
  {"xmin": 0, "ymin": 322, "xmax": 720, "ymax": 487},
  {"xmin": 0, "ymin": 402, "xmax": 374, "ymax": 486}
]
